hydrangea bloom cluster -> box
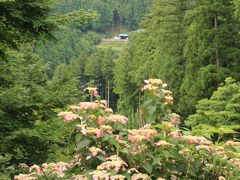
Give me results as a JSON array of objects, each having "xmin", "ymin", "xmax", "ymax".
[
  {"xmin": 84, "ymin": 87, "xmax": 98, "ymax": 96},
  {"xmin": 14, "ymin": 161, "xmax": 76, "ymax": 179},
  {"xmin": 57, "ymin": 111, "xmax": 80, "ymax": 122},
  {"xmin": 15, "ymin": 81, "xmax": 240, "ymax": 179},
  {"xmin": 142, "ymin": 78, "xmax": 173, "ymax": 105},
  {"xmin": 128, "ymin": 125, "xmax": 157, "ymax": 143},
  {"xmin": 89, "ymin": 147, "xmax": 106, "ymax": 157},
  {"xmin": 97, "ymin": 155, "xmax": 128, "ymax": 173},
  {"xmin": 107, "ymin": 114, "xmax": 128, "ymax": 124},
  {"xmin": 131, "ymin": 173, "xmax": 151, "ymax": 180}
]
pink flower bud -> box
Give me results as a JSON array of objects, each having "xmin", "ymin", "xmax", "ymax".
[
  {"xmin": 92, "ymin": 151, "xmax": 98, "ymax": 157},
  {"xmin": 144, "ymin": 134, "xmax": 151, "ymax": 141},
  {"xmin": 170, "ymin": 118, "xmax": 180, "ymax": 125},
  {"xmin": 128, "ymin": 136, "xmax": 136, "ymax": 143},
  {"xmin": 115, "ymin": 135, "xmax": 121, "ymax": 141},
  {"xmin": 93, "ymin": 90, "xmax": 98, "ymax": 97},
  {"xmin": 114, "ymin": 166, "xmax": 121, "ymax": 173},
  {"xmin": 96, "ymin": 129, "xmax": 104, "ymax": 139},
  {"xmin": 98, "ymin": 117, "xmax": 105, "ymax": 125}
]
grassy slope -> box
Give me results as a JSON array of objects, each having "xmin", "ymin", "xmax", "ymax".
[{"xmin": 97, "ymin": 39, "xmax": 129, "ymax": 51}]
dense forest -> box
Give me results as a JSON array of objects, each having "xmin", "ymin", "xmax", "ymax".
[{"xmin": 1, "ymin": 0, "xmax": 240, "ymax": 179}]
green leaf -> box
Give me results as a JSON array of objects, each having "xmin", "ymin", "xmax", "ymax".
[
  {"xmin": 75, "ymin": 133, "xmax": 82, "ymax": 144},
  {"xmin": 121, "ymin": 172, "xmax": 131, "ymax": 179},
  {"xmin": 193, "ymin": 159, "xmax": 201, "ymax": 170},
  {"xmin": 148, "ymin": 105, "xmax": 157, "ymax": 115},
  {"xmin": 152, "ymin": 157, "xmax": 162, "ymax": 165},
  {"xmin": 234, "ymin": 146, "xmax": 240, "ymax": 153},
  {"xmin": 146, "ymin": 152, "xmax": 154, "ymax": 159},
  {"xmin": 77, "ymin": 139, "xmax": 91, "ymax": 150},
  {"xmin": 143, "ymin": 100, "xmax": 152, "ymax": 107},
  {"xmin": 96, "ymin": 155, "xmax": 106, "ymax": 162},
  {"xmin": 102, "ymin": 134, "xmax": 110, "ymax": 142},
  {"xmin": 207, "ymin": 127, "xmax": 237, "ymax": 135},
  {"xmin": 121, "ymin": 148, "xmax": 129, "ymax": 154},
  {"xmin": 146, "ymin": 114, "xmax": 156, "ymax": 124},
  {"xmin": 226, "ymin": 151, "xmax": 238, "ymax": 158},
  {"xmin": 143, "ymin": 162, "xmax": 153, "ymax": 174}
]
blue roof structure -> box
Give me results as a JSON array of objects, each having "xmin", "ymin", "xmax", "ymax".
[
  {"xmin": 119, "ymin": 34, "xmax": 129, "ymax": 40},
  {"xmin": 119, "ymin": 34, "xmax": 128, "ymax": 37}
]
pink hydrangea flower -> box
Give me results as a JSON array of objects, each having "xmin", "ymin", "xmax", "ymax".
[
  {"xmin": 98, "ymin": 117, "xmax": 105, "ymax": 125},
  {"xmin": 115, "ymin": 135, "xmax": 121, "ymax": 141},
  {"xmin": 58, "ymin": 112, "xmax": 79, "ymax": 122},
  {"xmin": 93, "ymin": 90, "xmax": 98, "ymax": 97},
  {"xmin": 96, "ymin": 129, "xmax": 104, "ymax": 139}
]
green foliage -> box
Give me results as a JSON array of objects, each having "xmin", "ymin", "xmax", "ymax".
[
  {"xmin": 54, "ymin": 0, "xmax": 152, "ymax": 32},
  {"xmin": 51, "ymin": 9, "xmax": 97, "ymax": 27},
  {"xmin": 0, "ymin": 48, "xmax": 52, "ymax": 170},
  {"xmin": 140, "ymin": 79, "xmax": 174, "ymax": 125},
  {"xmin": 0, "ymin": 0, "xmax": 56, "ymax": 57},
  {"xmin": 234, "ymin": 0, "xmax": 240, "ymax": 17},
  {"xmin": 35, "ymin": 29, "xmax": 98, "ymax": 75},
  {"xmin": 115, "ymin": 0, "xmax": 240, "ymax": 120},
  {"xmin": 84, "ymin": 48, "xmax": 117, "ymax": 107},
  {"xmin": 47, "ymin": 63, "xmax": 80, "ymax": 107},
  {"xmin": 85, "ymin": 48, "xmax": 114, "ymax": 82},
  {"xmin": 2, "ymin": 0, "xmax": 240, "ymax": 178},
  {"xmin": 0, "ymin": 0, "xmax": 97, "ymax": 57},
  {"xmin": 0, "ymin": 45, "xmax": 82, "ymax": 176},
  {"xmin": 187, "ymin": 77, "xmax": 240, "ymax": 134},
  {"xmin": 0, "ymin": 0, "xmax": 116, "ymax": 178},
  {"xmin": 178, "ymin": 0, "xmax": 240, "ymax": 116},
  {"xmin": 14, "ymin": 81, "xmax": 240, "ymax": 179},
  {"xmin": 0, "ymin": 48, "xmax": 48, "ymax": 134},
  {"xmin": 114, "ymin": 0, "xmax": 186, "ymax": 119}
]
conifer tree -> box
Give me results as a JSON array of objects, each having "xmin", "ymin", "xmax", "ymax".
[
  {"xmin": 186, "ymin": 77, "xmax": 240, "ymax": 133},
  {"xmin": 142, "ymin": 0, "xmax": 186, "ymax": 105},
  {"xmin": 114, "ymin": 0, "xmax": 187, "ymax": 115},
  {"xmin": 178, "ymin": 0, "xmax": 240, "ymax": 116},
  {"xmin": 0, "ymin": 0, "xmax": 56, "ymax": 57}
]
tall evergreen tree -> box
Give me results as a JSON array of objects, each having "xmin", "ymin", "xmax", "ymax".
[
  {"xmin": 0, "ymin": 48, "xmax": 51, "ymax": 167},
  {"xmin": 55, "ymin": 0, "xmax": 152, "ymax": 32},
  {"xmin": 186, "ymin": 77, "xmax": 240, "ymax": 134},
  {"xmin": 47, "ymin": 63, "xmax": 80, "ymax": 107},
  {"xmin": 178, "ymin": 0, "xmax": 240, "ymax": 116},
  {"xmin": 0, "ymin": 0, "xmax": 97, "ymax": 174},
  {"xmin": 141, "ymin": 0, "xmax": 186, "ymax": 105},
  {"xmin": 114, "ymin": 0, "xmax": 187, "ymax": 116},
  {"xmin": 0, "ymin": 0, "xmax": 56, "ymax": 57}
]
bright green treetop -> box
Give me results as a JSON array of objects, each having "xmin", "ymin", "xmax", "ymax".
[{"xmin": 187, "ymin": 77, "xmax": 240, "ymax": 132}]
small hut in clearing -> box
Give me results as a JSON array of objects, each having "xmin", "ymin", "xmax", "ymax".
[{"xmin": 119, "ymin": 34, "xmax": 128, "ymax": 40}]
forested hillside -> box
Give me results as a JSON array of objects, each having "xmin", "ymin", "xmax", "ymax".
[
  {"xmin": 0, "ymin": 0, "xmax": 151, "ymax": 178},
  {"xmin": 115, "ymin": 0, "xmax": 240, "ymax": 119},
  {"xmin": 1, "ymin": 0, "xmax": 240, "ymax": 179},
  {"xmin": 55, "ymin": 0, "xmax": 152, "ymax": 32},
  {"xmin": 0, "ymin": 1, "xmax": 96, "ymax": 177}
]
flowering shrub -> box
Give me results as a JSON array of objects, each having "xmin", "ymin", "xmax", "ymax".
[
  {"xmin": 15, "ymin": 79, "xmax": 240, "ymax": 179},
  {"xmin": 140, "ymin": 79, "xmax": 174, "ymax": 125}
]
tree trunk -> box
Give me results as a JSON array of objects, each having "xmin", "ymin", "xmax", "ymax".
[
  {"xmin": 112, "ymin": 11, "xmax": 114, "ymax": 32},
  {"xmin": 214, "ymin": 12, "xmax": 220, "ymax": 70},
  {"xmin": 105, "ymin": 85, "xmax": 107, "ymax": 101},
  {"xmin": 107, "ymin": 82, "xmax": 110, "ymax": 108}
]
